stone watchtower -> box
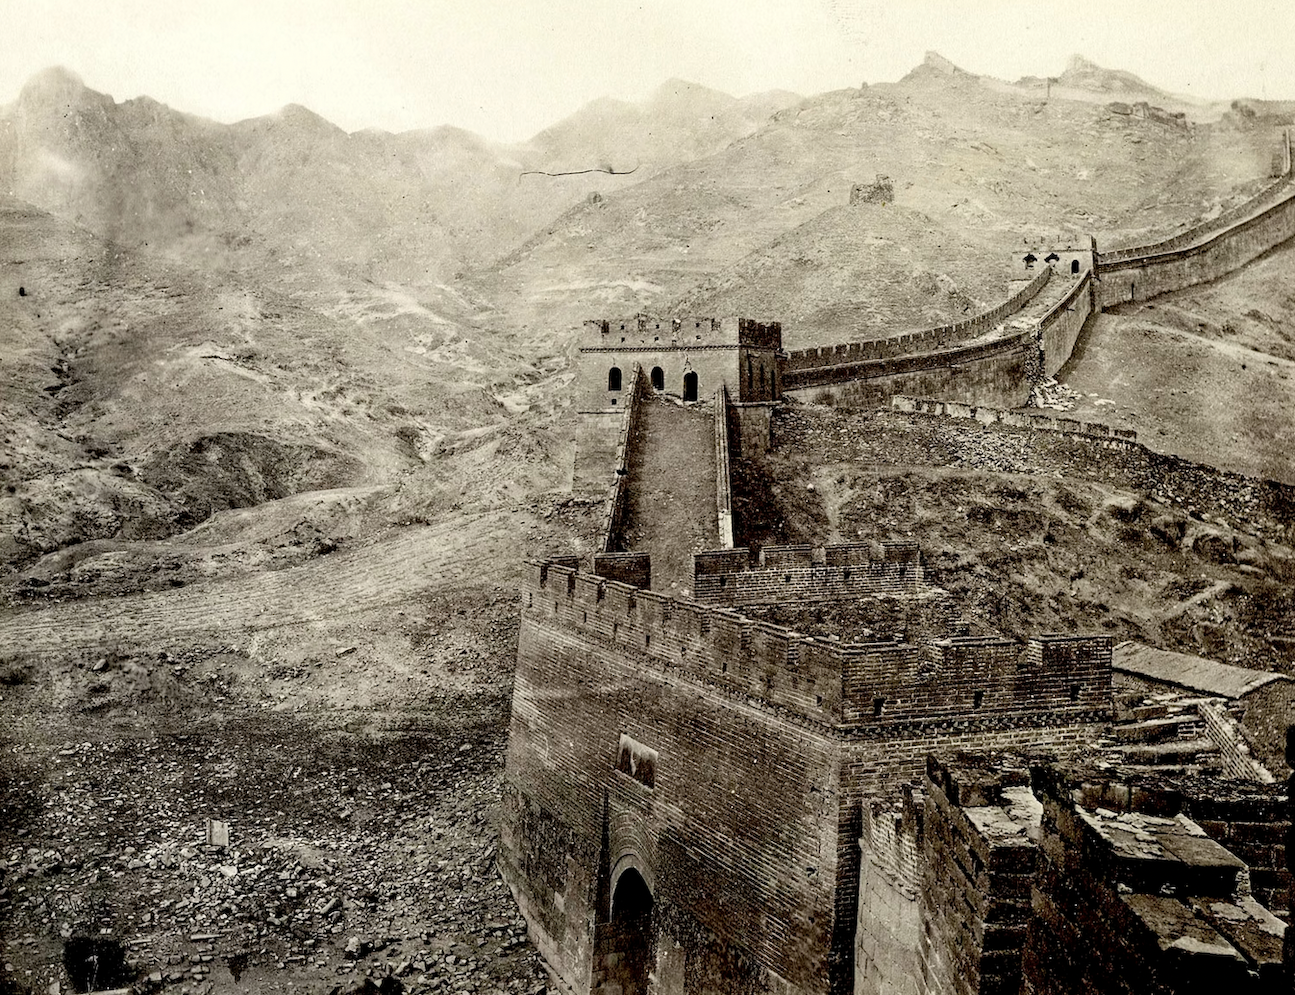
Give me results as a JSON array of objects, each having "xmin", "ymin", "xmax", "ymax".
[{"xmin": 571, "ymin": 315, "xmax": 784, "ymax": 493}]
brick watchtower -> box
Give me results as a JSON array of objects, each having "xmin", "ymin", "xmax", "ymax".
[{"xmin": 571, "ymin": 315, "xmax": 783, "ymax": 493}]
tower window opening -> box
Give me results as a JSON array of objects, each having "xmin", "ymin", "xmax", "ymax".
[{"xmin": 608, "ymin": 367, "xmax": 623, "ymax": 391}]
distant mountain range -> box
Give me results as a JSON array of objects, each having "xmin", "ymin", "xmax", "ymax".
[{"xmin": 0, "ymin": 67, "xmax": 803, "ymax": 289}]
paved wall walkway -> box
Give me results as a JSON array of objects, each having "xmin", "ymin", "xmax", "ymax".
[{"xmin": 615, "ymin": 395, "xmax": 719, "ymax": 594}]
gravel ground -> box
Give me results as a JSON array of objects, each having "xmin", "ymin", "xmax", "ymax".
[{"xmin": 0, "ymin": 586, "xmax": 552, "ymax": 995}]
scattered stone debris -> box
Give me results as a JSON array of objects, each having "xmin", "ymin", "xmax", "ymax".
[{"xmin": 1028, "ymin": 376, "xmax": 1082, "ymax": 410}]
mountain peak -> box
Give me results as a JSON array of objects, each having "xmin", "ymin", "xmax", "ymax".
[
  {"xmin": 922, "ymin": 51, "xmax": 964, "ymax": 75},
  {"xmin": 17, "ymin": 66, "xmax": 111, "ymax": 114},
  {"xmin": 1058, "ymin": 54, "xmax": 1161, "ymax": 96},
  {"xmin": 273, "ymin": 103, "xmax": 347, "ymax": 134}
]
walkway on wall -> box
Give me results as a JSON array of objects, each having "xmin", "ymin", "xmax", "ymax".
[{"xmin": 615, "ymin": 394, "xmax": 719, "ymax": 594}]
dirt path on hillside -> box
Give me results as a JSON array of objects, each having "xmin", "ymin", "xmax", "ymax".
[{"xmin": 1, "ymin": 512, "xmax": 517, "ymax": 654}]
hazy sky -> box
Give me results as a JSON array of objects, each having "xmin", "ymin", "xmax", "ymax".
[{"xmin": 2, "ymin": 0, "xmax": 1293, "ymax": 142}]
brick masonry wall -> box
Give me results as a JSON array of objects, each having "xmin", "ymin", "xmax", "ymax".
[
  {"xmin": 1036, "ymin": 270, "xmax": 1094, "ymax": 377},
  {"xmin": 917, "ymin": 758, "xmax": 1039, "ymax": 995},
  {"xmin": 789, "ymin": 338, "xmax": 1035, "ymax": 410},
  {"xmin": 694, "ymin": 542, "xmax": 923, "ymax": 607},
  {"xmin": 573, "ymin": 411, "xmax": 622, "ymax": 495},
  {"xmin": 1241, "ymin": 681, "xmax": 1295, "ymax": 777},
  {"xmin": 1100, "ymin": 174, "xmax": 1293, "ymax": 265},
  {"xmin": 890, "ymin": 396, "xmax": 1138, "ymax": 444},
  {"xmin": 501, "ymin": 608, "xmax": 843, "ymax": 993},
  {"xmin": 1181, "ymin": 783, "xmax": 1291, "ymax": 918},
  {"xmin": 1096, "ymin": 182, "xmax": 1295, "ymax": 307},
  {"xmin": 504, "ymin": 561, "xmax": 1117, "ymax": 994},
  {"xmin": 599, "ymin": 365, "xmax": 645, "ymax": 554},
  {"xmin": 1196, "ymin": 700, "xmax": 1276, "ymax": 784},
  {"xmin": 517, "ymin": 560, "xmax": 1111, "ymax": 742},
  {"xmin": 715, "ymin": 387, "xmax": 734, "ymax": 548},
  {"xmin": 731, "ymin": 402, "xmax": 775, "ymax": 457},
  {"xmin": 784, "ymin": 269, "xmax": 1051, "ymax": 374},
  {"xmin": 855, "ymin": 791, "xmax": 924, "ymax": 995}
]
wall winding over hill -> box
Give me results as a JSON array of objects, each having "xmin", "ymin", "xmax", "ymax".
[
  {"xmin": 1095, "ymin": 174, "xmax": 1295, "ymax": 307},
  {"xmin": 782, "ymin": 131, "xmax": 1295, "ymax": 406}
]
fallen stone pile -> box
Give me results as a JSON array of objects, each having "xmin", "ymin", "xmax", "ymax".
[{"xmin": 1027, "ymin": 376, "xmax": 1081, "ymax": 410}]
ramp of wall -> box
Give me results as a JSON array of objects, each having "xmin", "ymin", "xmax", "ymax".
[
  {"xmin": 1038, "ymin": 270, "xmax": 1094, "ymax": 376},
  {"xmin": 1098, "ymin": 184, "xmax": 1295, "ymax": 306},
  {"xmin": 784, "ymin": 268, "xmax": 1052, "ymax": 375},
  {"xmin": 1101, "ymin": 172, "xmax": 1294, "ymax": 265}
]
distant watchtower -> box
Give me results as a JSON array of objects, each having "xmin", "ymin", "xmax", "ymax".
[{"xmin": 572, "ymin": 315, "xmax": 783, "ymax": 492}]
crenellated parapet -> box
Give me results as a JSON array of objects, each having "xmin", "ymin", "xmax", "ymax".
[
  {"xmin": 693, "ymin": 541, "xmax": 923, "ymax": 606},
  {"xmin": 523, "ymin": 558, "xmax": 1112, "ymax": 734}
]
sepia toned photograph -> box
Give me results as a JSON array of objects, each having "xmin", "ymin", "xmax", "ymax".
[{"xmin": 1, "ymin": 2, "xmax": 1293, "ymax": 993}]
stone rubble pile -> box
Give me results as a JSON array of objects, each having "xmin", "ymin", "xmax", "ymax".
[
  {"xmin": 1027, "ymin": 376, "xmax": 1081, "ymax": 410},
  {"xmin": 0, "ymin": 733, "xmax": 552, "ymax": 995}
]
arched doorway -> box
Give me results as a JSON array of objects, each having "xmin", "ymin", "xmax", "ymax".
[
  {"xmin": 608, "ymin": 367, "xmax": 623, "ymax": 392},
  {"xmin": 607, "ymin": 868, "xmax": 653, "ymax": 995},
  {"xmin": 682, "ymin": 371, "xmax": 698, "ymax": 402},
  {"xmin": 650, "ymin": 366, "xmax": 664, "ymax": 391}
]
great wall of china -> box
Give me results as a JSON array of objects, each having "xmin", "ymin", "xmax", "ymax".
[{"xmin": 499, "ymin": 130, "xmax": 1295, "ymax": 995}]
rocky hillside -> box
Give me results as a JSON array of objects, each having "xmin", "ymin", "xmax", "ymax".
[{"xmin": 1, "ymin": 54, "xmax": 1291, "ymax": 597}]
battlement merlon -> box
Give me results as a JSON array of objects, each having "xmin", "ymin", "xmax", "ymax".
[
  {"xmin": 521, "ymin": 558, "xmax": 1113, "ymax": 731},
  {"xmin": 581, "ymin": 316, "xmax": 783, "ymax": 352}
]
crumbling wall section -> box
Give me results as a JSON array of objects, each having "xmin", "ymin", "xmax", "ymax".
[
  {"xmin": 1180, "ymin": 782, "xmax": 1291, "ymax": 917},
  {"xmin": 1021, "ymin": 762, "xmax": 1287, "ymax": 995},
  {"xmin": 891, "ymin": 395, "xmax": 1137, "ymax": 443},
  {"xmin": 918, "ymin": 756, "xmax": 1040, "ymax": 995}
]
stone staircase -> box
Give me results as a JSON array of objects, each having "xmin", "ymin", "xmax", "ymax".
[{"xmin": 1102, "ymin": 692, "xmax": 1221, "ymax": 773}]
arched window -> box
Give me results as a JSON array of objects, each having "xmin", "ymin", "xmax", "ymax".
[
  {"xmin": 1071, "ymin": 258, "xmax": 1080, "ymax": 275},
  {"xmin": 682, "ymin": 371, "xmax": 698, "ymax": 402},
  {"xmin": 650, "ymin": 366, "xmax": 664, "ymax": 391},
  {"xmin": 608, "ymin": 367, "xmax": 622, "ymax": 391}
]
